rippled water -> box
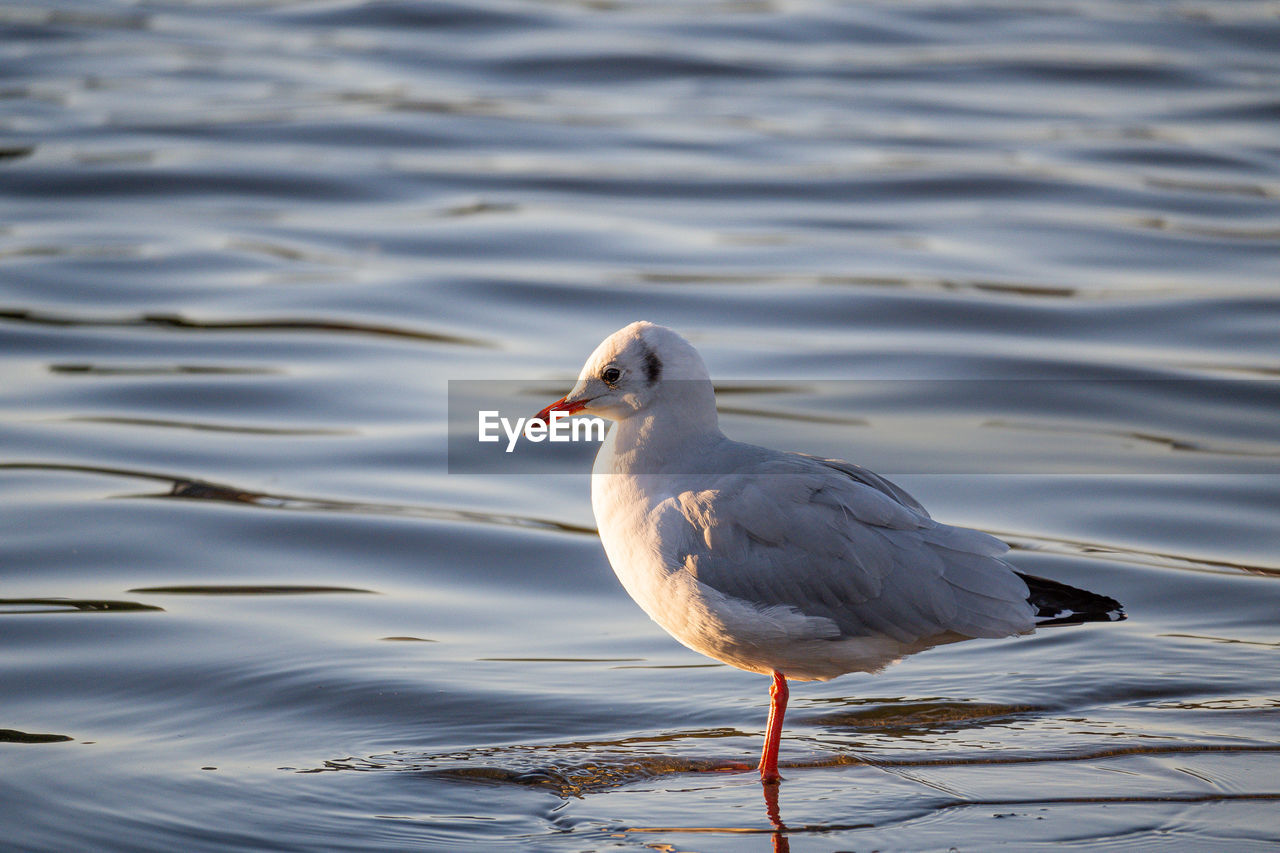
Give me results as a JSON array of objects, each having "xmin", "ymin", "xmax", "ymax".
[{"xmin": 3, "ymin": 1, "xmax": 1279, "ymax": 850}]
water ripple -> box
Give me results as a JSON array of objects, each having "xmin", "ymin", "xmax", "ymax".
[
  {"xmin": 0, "ymin": 307, "xmax": 491, "ymax": 347},
  {"xmin": 3, "ymin": 0, "xmax": 1278, "ymax": 848}
]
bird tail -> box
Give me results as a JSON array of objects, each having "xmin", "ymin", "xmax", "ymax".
[{"xmin": 1016, "ymin": 572, "xmax": 1125, "ymax": 626}]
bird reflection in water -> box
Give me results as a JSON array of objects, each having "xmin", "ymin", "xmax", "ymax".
[{"xmin": 762, "ymin": 778, "xmax": 790, "ymax": 853}]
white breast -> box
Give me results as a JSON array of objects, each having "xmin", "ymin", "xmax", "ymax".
[{"xmin": 591, "ymin": 464, "xmax": 938, "ymax": 681}]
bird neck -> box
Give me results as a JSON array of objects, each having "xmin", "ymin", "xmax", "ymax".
[{"xmin": 600, "ymin": 388, "xmax": 723, "ymax": 475}]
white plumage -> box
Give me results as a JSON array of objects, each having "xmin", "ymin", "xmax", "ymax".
[{"xmin": 535, "ymin": 321, "xmax": 1120, "ymax": 781}]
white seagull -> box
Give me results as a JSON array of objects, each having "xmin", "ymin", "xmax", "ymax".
[{"xmin": 534, "ymin": 321, "xmax": 1123, "ymax": 783}]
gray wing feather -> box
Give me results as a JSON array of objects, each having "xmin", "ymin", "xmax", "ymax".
[
  {"xmin": 657, "ymin": 450, "xmax": 1034, "ymax": 643},
  {"xmin": 803, "ymin": 454, "xmax": 930, "ymax": 517}
]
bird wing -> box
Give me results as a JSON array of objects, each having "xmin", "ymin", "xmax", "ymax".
[{"xmin": 651, "ymin": 450, "xmax": 1034, "ymax": 644}]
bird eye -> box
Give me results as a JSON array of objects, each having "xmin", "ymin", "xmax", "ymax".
[{"xmin": 601, "ymin": 366, "xmax": 622, "ymax": 385}]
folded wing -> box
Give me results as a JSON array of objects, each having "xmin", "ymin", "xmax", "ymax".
[{"xmin": 653, "ymin": 451, "xmax": 1036, "ymax": 645}]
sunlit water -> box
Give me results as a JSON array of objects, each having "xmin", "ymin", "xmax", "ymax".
[{"xmin": 2, "ymin": 1, "xmax": 1279, "ymax": 850}]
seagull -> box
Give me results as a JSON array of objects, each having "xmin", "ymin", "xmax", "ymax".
[{"xmin": 534, "ymin": 321, "xmax": 1123, "ymax": 784}]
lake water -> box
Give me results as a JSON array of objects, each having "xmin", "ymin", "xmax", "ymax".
[{"xmin": 2, "ymin": 1, "xmax": 1279, "ymax": 850}]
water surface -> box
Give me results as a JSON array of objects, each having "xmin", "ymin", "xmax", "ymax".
[{"xmin": 2, "ymin": 1, "xmax": 1279, "ymax": 850}]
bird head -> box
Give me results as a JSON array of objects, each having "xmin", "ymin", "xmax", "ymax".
[{"xmin": 533, "ymin": 321, "xmax": 716, "ymax": 428}]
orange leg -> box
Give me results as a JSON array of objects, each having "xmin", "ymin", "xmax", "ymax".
[{"xmin": 758, "ymin": 671, "xmax": 788, "ymax": 783}]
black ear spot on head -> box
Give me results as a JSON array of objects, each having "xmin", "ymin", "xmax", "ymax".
[{"xmin": 643, "ymin": 348, "xmax": 663, "ymax": 384}]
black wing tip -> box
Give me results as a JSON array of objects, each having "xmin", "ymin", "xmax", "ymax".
[
  {"xmin": 1034, "ymin": 607, "xmax": 1126, "ymax": 627},
  {"xmin": 1016, "ymin": 571, "xmax": 1126, "ymax": 626}
]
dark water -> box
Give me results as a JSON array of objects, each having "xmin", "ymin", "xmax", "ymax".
[{"xmin": 3, "ymin": 1, "xmax": 1279, "ymax": 850}]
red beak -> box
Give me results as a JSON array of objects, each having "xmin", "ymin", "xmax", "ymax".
[{"xmin": 532, "ymin": 395, "xmax": 587, "ymax": 426}]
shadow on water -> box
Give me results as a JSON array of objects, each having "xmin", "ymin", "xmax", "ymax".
[
  {"xmin": 303, "ymin": 728, "xmax": 754, "ymax": 792},
  {"xmin": 805, "ymin": 698, "xmax": 1046, "ymax": 732},
  {"xmin": 306, "ymin": 732, "xmax": 1280, "ymax": 794},
  {"xmin": 302, "ymin": 729, "xmax": 1280, "ymax": 851}
]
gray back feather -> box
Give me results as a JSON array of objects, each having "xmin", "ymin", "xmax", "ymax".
[{"xmin": 656, "ymin": 447, "xmax": 1034, "ymax": 644}]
